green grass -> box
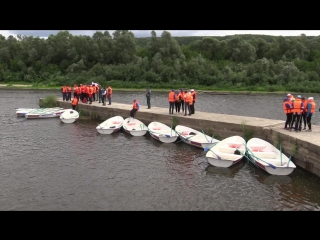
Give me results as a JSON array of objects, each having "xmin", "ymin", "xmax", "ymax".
[{"xmin": 39, "ymin": 95, "xmax": 59, "ymax": 108}]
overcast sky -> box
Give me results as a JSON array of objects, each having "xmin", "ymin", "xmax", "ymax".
[{"xmin": 1, "ymin": 30, "xmax": 320, "ymax": 39}]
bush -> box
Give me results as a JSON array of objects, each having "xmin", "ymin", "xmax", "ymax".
[{"xmin": 39, "ymin": 95, "xmax": 59, "ymax": 108}]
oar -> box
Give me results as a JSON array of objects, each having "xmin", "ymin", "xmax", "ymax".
[
  {"xmin": 287, "ymin": 156, "xmax": 292, "ymax": 167},
  {"xmin": 201, "ymin": 129, "xmax": 209, "ymax": 142},
  {"xmin": 280, "ymin": 145, "xmax": 282, "ymax": 166},
  {"xmin": 203, "ymin": 147, "xmax": 221, "ymax": 160},
  {"xmin": 244, "ymin": 143, "xmax": 277, "ymax": 169}
]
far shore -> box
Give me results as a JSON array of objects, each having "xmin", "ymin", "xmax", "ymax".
[{"xmin": 0, "ymin": 83, "xmax": 299, "ymax": 95}]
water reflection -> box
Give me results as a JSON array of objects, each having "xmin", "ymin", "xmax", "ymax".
[{"xmin": 205, "ymin": 161, "xmax": 246, "ymax": 178}]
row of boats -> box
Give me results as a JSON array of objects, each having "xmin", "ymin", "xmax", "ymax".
[
  {"xmin": 15, "ymin": 107, "xmax": 79, "ymax": 123},
  {"xmin": 96, "ymin": 116, "xmax": 296, "ymax": 176},
  {"xmin": 15, "ymin": 108, "xmax": 296, "ymax": 176}
]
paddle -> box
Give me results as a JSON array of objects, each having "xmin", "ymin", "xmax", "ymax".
[
  {"xmin": 201, "ymin": 129, "xmax": 209, "ymax": 142},
  {"xmin": 280, "ymin": 145, "xmax": 282, "ymax": 166},
  {"xmin": 243, "ymin": 142, "xmax": 277, "ymax": 169},
  {"xmin": 287, "ymin": 156, "xmax": 292, "ymax": 167},
  {"xmin": 203, "ymin": 147, "xmax": 221, "ymax": 160}
]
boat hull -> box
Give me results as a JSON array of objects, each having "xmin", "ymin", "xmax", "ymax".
[
  {"xmin": 96, "ymin": 116, "xmax": 124, "ymax": 134},
  {"xmin": 123, "ymin": 118, "xmax": 147, "ymax": 136},
  {"xmin": 60, "ymin": 109, "xmax": 79, "ymax": 123}
]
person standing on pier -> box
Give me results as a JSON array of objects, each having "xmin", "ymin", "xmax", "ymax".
[
  {"xmin": 283, "ymin": 97, "xmax": 293, "ymax": 130},
  {"xmin": 290, "ymin": 95, "xmax": 304, "ymax": 132},
  {"xmin": 305, "ymin": 97, "xmax": 316, "ymax": 132},
  {"xmin": 190, "ymin": 89, "xmax": 196, "ymax": 114},
  {"xmin": 107, "ymin": 85, "xmax": 112, "ymax": 105},
  {"xmin": 71, "ymin": 96, "xmax": 79, "ymax": 110},
  {"xmin": 168, "ymin": 89, "xmax": 175, "ymax": 114},
  {"xmin": 146, "ymin": 87, "xmax": 151, "ymax": 109}
]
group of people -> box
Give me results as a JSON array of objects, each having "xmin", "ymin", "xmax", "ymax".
[
  {"xmin": 62, "ymin": 83, "xmax": 113, "ymax": 109},
  {"xmin": 283, "ymin": 93, "xmax": 317, "ymax": 132},
  {"xmin": 168, "ymin": 88, "xmax": 196, "ymax": 116}
]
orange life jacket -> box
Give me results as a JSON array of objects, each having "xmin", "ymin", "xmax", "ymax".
[
  {"xmin": 62, "ymin": 86, "xmax": 67, "ymax": 93},
  {"xmin": 292, "ymin": 98, "xmax": 303, "ymax": 114},
  {"xmin": 283, "ymin": 100, "xmax": 291, "ymax": 114},
  {"xmin": 308, "ymin": 100, "xmax": 316, "ymax": 114},
  {"xmin": 107, "ymin": 86, "xmax": 112, "ymax": 96},
  {"xmin": 72, "ymin": 97, "xmax": 78, "ymax": 105},
  {"xmin": 67, "ymin": 86, "xmax": 72, "ymax": 92},
  {"xmin": 185, "ymin": 92, "xmax": 193, "ymax": 104},
  {"xmin": 168, "ymin": 91, "xmax": 175, "ymax": 102},
  {"xmin": 133, "ymin": 101, "xmax": 139, "ymax": 109}
]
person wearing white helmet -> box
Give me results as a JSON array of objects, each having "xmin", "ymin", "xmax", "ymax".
[{"xmin": 305, "ymin": 97, "xmax": 316, "ymax": 131}]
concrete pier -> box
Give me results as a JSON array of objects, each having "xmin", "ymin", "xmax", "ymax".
[{"xmin": 54, "ymin": 98, "xmax": 320, "ymax": 178}]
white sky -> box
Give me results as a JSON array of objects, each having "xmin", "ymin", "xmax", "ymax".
[{"xmin": 1, "ymin": 30, "xmax": 320, "ymax": 39}]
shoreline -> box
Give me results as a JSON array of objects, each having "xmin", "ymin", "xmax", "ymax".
[{"xmin": 0, "ymin": 84, "xmax": 298, "ymax": 95}]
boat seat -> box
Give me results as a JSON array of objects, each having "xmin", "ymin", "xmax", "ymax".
[
  {"xmin": 251, "ymin": 151, "xmax": 277, "ymax": 159},
  {"xmin": 219, "ymin": 146, "xmax": 244, "ymax": 154},
  {"xmin": 208, "ymin": 151, "xmax": 243, "ymax": 160}
]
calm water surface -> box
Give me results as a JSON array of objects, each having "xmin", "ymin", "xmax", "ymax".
[{"xmin": 1, "ymin": 89, "xmax": 320, "ymax": 211}]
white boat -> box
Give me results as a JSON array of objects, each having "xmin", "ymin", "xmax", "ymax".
[
  {"xmin": 60, "ymin": 109, "xmax": 80, "ymax": 123},
  {"xmin": 175, "ymin": 125, "xmax": 220, "ymax": 149},
  {"xmin": 147, "ymin": 121, "xmax": 179, "ymax": 143},
  {"xmin": 96, "ymin": 116, "xmax": 124, "ymax": 134},
  {"xmin": 205, "ymin": 135, "xmax": 246, "ymax": 167},
  {"xmin": 16, "ymin": 107, "xmax": 63, "ymax": 117},
  {"xmin": 246, "ymin": 138, "xmax": 296, "ymax": 176},
  {"xmin": 25, "ymin": 108, "xmax": 66, "ymax": 119},
  {"xmin": 123, "ymin": 117, "xmax": 147, "ymax": 136}
]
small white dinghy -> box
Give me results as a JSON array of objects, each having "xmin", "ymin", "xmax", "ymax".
[
  {"xmin": 25, "ymin": 108, "xmax": 66, "ymax": 119},
  {"xmin": 147, "ymin": 121, "xmax": 179, "ymax": 143},
  {"xmin": 96, "ymin": 116, "xmax": 124, "ymax": 134},
  {"xmin": 246, "ymin": 138, "xmax": 296, "ymax": 176},
  {"xmin": 175, "ymin": 125, "xmax": 220, "ymax": 149},
  {"xmin": 123, "ymin": 117, "xmax": 147, "ymax": 136},
  {"xmin": 205, "ymin": 135, "xmax": 246, "ymax": 168},
  {"xmin": 60, "ymin": 109, "xmax": 80, "ymax": 123},
  {"xmin": 16, "ymin": 107, "xmax": 63, "ymax": 117}
]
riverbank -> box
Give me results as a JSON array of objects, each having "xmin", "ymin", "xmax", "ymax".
[{"xmin": 0, "ymin": 83, "xmax": 302, "ymax": 95}]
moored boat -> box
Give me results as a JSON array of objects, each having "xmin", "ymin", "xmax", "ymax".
[
  {"xmin": 147, "ymin": 121, "xmax": 179, "ymax": 143},
  {"xmin": 60, "ymin": 109, "xmax": 80, "ymax": 123},
  {"xmin": 123, "ymin": 117, "xmax": 147, "ymax": 136},
  {"xmin": 25, "ymin": 108, "xmax": 66, "ymax": 119},
  {"xmin": 96, "ymin": 116, "xmax": 124, "ymax": 134},
  {"xmin": 205, "ymin": 135, "xmax": 246, "ymax": 167},
  {"xmin": 246, "ymin": 137, "xmax": 296, "ymax": 176},
  {"xmin": 175, "ymin": 125, "xmax": 220, "ymax": 149}
]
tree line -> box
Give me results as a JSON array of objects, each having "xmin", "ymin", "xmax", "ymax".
[{"xmin": 1, "ymin": 30, "xmax": 320, "ymax": 93}]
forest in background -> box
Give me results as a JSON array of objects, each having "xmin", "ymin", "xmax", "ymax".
[{"xmin": 1, "ymin": 30, "xmax": 320, "ymax": 93}]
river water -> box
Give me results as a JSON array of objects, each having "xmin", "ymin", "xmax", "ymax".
[{"xmin": 1, "ymin": 89, "xmax": 320, "ymax": 211}]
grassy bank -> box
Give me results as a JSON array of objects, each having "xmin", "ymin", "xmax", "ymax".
[{"xmin": 0, "ymin": 83, "xmax": 297, "ymax": 95}]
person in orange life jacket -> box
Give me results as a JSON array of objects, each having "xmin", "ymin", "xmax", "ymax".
[
  {"xmin": 88, "ymin": 85, "xmax": 94, "ymax": 104},
  {"xmin": 73, "ymin": 84, "xmax": 79, "ymax": 98},
  {"xmin": 300, "ymin": 97, "xmax": 308, "ymax": 130},
  {"xmin": 168, "ymin": 89, "xmax": 175, "ymax": 114},
  {"xmin": 184, "ymin": 90, "xmax": 192, "ymax": 116},
  {"xmin": 190, "ymin": 89, "xmax": 196, "ymax": 114},
  {"xmin": 61, "ymin": 85, "xmax": 67, "ymax": 101},
  {"xmin": 305, "ymin": 97, "xmax": 316, "ymax": 131},
  {"xmin": 174, "ymin": 90, "xmax": 181, "ymax": 113},
  {"xmin": 179, "ymin": 88, "xmax": 185, "ymax": 112},
  {"xmin": 107, "ymin": 85, "xmax": 112, "ymax": 105},
  {"xmin": 290, "ymin": 95, "xmax": 305, "ymax": 132},
  {"xmin": 283, "ymin": 97, "xmax": 293, "ymax": 130},
  {"xmin": 130, "ymin": 99, "xmax": 140, "ymax": 119},
  {"xmin": 71, "ymin": 96, "xmax": 79, "ymax": 110},
  {"xmin": 92, "ymin": 84, "xmax": 96, "ymax": 102},
  {"xmin": 66, "ymin": 85, "xmax": 72, "ymax": 101}
]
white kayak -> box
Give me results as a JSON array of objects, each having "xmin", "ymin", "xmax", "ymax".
[{"xmin": 96, "ymin": 116, "xmax": 124, "ymax": 134}]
